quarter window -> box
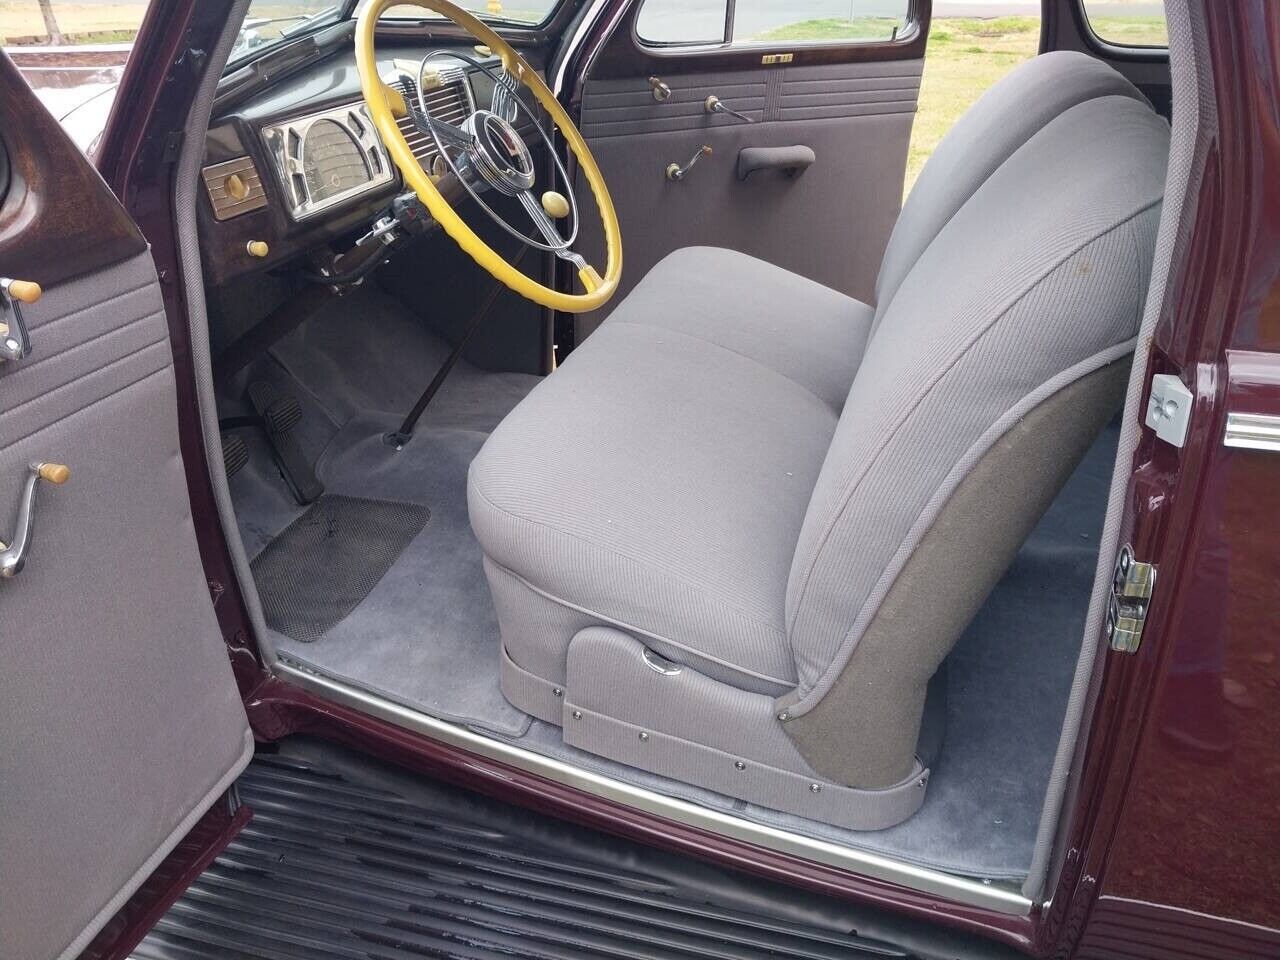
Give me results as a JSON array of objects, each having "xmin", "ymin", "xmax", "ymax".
[{"xmin": 1081, "ymin": 1, "xmax": 1169, "ymax": 49}]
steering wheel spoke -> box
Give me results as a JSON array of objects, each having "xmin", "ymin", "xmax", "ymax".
[
  {"xmin": 517, "ymin": 190, "xmax": 570, "ymax": 250},
  {"xmin": 419, "ymin": 113, "xmax": 475, "ymax": 155},
  {"xmin": 490, "ymin": 68, "xmax": 520, "ymax": 123}
]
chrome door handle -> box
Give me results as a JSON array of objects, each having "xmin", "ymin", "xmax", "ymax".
[
  {"xmin": 1, "ymin": 462, "xmax": 70, "ymax": 578},
  {"xmin": 0, "ymin": 277, "xmax": 40, "ymax": 363}
]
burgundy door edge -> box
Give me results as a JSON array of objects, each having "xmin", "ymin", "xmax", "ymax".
[
  {"xmin": 95, "ymin": 0, "xmax": 271, "ymax": 698},
  {"xmin": 1034, "ymin": 1, "xmax": 1280, "ymax": 955},
  {"xmin": 77, "ymin": 801, "xmax": 252, "ymax": 960}
]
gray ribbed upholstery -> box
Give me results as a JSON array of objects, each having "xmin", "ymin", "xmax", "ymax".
[
  {"xmin": 470, "ymin": 251, "xmax": 874, "ymax": 696},
  {"xmin": 872, "ymin": 50, "xmax": 1149, "ymax": 324},
  {"xmin": 468, "ymin": 52, "xmax": 1169, "ymax": 828},
  {"xmin": 785, "ymin": 95, "xmax": 1168, "ymax": 711}
]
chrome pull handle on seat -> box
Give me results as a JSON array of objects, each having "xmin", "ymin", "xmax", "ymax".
[
  {"xmin": 0, "ymin": 277, "xmax": 40, "ymax": 363},
  {"xmin": 1, "ymin": 462, "xmax": 70, "ymax": 579},
  {"xmin": 666, "ymin": 145, "xmax": 712, "ymax": 182},
  {"xmin": 704, "ymin": 95, "xmax": 754, "ymax": 124}
]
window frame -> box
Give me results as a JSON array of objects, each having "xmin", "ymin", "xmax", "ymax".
[
  {"xmin": 632, "ymin": 0, "xmax": 917, "ymax": 53},
  {"xmin": 1072, "ymin": 0, "xmax": 1170, "ymax": 59}
]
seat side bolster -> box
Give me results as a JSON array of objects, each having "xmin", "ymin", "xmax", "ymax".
[{"xmin": 781, "ymin": 360, "xmax": 1131, "ymax": 788}]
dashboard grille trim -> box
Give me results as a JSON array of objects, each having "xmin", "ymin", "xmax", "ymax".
[
  {"xmin": 393, "ymin": 74, "xmax": 472, "ymax": 168},
  {"xmin": 200, "ymin": 156, "xmax": 268, "ymax": 221}
]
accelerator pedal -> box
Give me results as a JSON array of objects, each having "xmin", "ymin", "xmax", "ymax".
[
  {"xmin": 220, "ymin": 432, "xmax": 249, "ymax": 480},
  {"xmin": 247, "ymin": 382, "xmax": 323, "ymax": 505}
]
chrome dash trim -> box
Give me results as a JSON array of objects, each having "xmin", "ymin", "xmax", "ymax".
[
  {"xmin": 261, "ymin": 101, "xmax": 395, "ymax": 221},
  {"xmin": 200, "ymin": 156, "xmax": 269, "ymax": 220},
  {"xmin": 1224, "ymin": 411, "xmax": 1280, "ymax": 452},
  {"xmin": 273, "ymin": 658, "xmax": 1033, "ymax": 917}
]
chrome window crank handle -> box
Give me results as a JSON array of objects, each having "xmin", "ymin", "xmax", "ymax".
[
  {"xmin": 666, "ymin": 146, "xmax": 713, "ymax": 182},
  {"xmin": 1, "ymin": 462, "xmax": 70, "ymax": 578},
  {"xmin": 0, "ymin": 277, "xmax": 41, "ymax": 363}
]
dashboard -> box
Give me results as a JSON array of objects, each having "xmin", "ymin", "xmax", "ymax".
[{"xmin": 196, "ymin": 42, "xmax": 539, "ymax": 286}]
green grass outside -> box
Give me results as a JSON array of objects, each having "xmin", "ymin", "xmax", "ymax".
[{"xmin": 754, "ymin": 15, "xmax": 1168, "ymax": 194}]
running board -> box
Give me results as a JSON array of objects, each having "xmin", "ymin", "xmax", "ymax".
[{"xmin": 132, "ymin": 753, "xmax": 911, "ymax": 960}]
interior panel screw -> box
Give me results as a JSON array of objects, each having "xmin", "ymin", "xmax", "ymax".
[
  {"xmin": 734, "ymin": 761, "xmax": 746, "ymax": 771},
  {"xmin": 572, "ymin": 710, "xmax": 582, "ymax": 720},
  {"xmin": 809, "ymin": 783, "xmax": 822, "ymax": 794},
  {"xmin": 552, "ymin": 687, "xmax": 563, "ymax": 698},
  {"xmin": 638, "ymin": 731, "xmax": 650, "ymax": 742},
  {"xmin": 777, "ymin": 711, "xmax": 790, "ymax": 721}
]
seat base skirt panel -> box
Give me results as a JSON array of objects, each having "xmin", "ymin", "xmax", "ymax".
[
  {"xmin": 500, "ymin": 626, "xmax": 930, "ymax": 831},
  {"xmin": 562, "ymin": 706, "xmax": 926, "ymax": 832},
  {"xmin": 501, "ymin": 643, "xmax": 564, "ymax": 724}
]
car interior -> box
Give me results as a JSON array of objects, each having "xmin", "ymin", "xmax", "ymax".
[{"xmin": 189, "ymin": 0, "xmax": 1177, "ymax": 901}]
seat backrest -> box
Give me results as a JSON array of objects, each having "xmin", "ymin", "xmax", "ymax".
[
  {"xmin": 779, "ymin": 56, "xmax": 1170, "ymax": 788},
  {"xmin": 872, "ymin": 51, "xmax": 1151, "ymax": 329}
]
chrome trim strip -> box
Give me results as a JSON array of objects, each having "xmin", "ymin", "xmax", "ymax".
[
  {"xmin": 273, "ymin": 658, "xmax": 1033, "ymax": 916},
  {"xmin": 261, "ymin": 101, "xmax": 395, "ymax": 221},
  {"xmin": 1224, "ymin": 411, "xmax": 1280, "ymax": 452}
]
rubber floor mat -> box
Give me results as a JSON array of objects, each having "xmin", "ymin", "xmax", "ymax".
[
  {"xmin": 132, "ymin": 750, "xmax": 919, "ymax": 960},
  {"xmin": 251, "ymin": 494, "xmax": 429, "ymax": 642}
]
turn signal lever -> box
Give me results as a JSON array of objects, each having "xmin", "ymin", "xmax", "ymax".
[{"xmin": 1, "ymin": 462, "xmax": 70, "ymax": 579}]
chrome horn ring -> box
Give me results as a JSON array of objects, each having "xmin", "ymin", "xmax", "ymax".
[{"xmin": 413, "ymin": 50, "xmax": 581, "ymax": 255}]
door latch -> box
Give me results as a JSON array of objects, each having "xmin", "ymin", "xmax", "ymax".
[
  {"xmin": 0, "ymin": 277, "xmax": 41, "ymax": 363},
  {"xmin": 1, "ymin": 462, "xmax": 70, "ymax": 579},
  {"xmin": 1107, "ymin": 544, "xmax": 1156, "ymax": 654}
]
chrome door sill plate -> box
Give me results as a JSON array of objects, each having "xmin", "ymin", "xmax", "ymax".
[{"xmin": 273, "ymin": 657, "xmax": 1034, "ymax": 917}]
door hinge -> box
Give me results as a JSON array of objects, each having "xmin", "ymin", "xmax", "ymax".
[{"xmin": 1107, "ymin": 544, "xmax": 1156, "ymax": 654}]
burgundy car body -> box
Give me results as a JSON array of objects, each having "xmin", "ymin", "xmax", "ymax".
[{"xmin": 37, "ymin": 0, "xmax": 1280, "ymax": 955}]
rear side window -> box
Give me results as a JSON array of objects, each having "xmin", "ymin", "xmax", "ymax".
[
  {"xmin": 636, "ymin": 0, "xmax": 911, "ymax": 47},
  {"xmin": 1081, "ymin": 1, "xmax": 1169, "ymax": 48}
]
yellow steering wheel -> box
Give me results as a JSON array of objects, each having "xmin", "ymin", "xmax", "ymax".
[{"xmin": 355, "ymin": 0, "xmax": 621, "ymax": 313}]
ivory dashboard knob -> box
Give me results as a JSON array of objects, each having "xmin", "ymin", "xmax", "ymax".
[
  {"xmin": 246, "ymin": 240, "xmax": 270, "ymax": 259},
  {"xmin": 225, "ymin": 172, "xmax": 249, "ymax": 201}
]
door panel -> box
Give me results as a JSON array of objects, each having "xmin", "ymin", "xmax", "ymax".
[
  {"xmin": 571, "ymin": 11, "xmax": 926, "ymax": 340},
  {"xmin": 0, "ymin": 52, "xmax": 252, "ymax": 960}
]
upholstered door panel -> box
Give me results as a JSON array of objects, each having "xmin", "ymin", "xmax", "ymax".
[
  {"xmin": 573, "ymin": 59, "xmax": 922, "ymax": 339},
  {"xmin": 0, "ymin": 49, "xmax": 251, "ymax": 960}
]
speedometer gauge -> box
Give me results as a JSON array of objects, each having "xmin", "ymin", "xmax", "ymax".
[
  {"xmin": 262, "ymin": 103, "xmax": 394, "ymax": 220},
  {"xmin": 302, "ymin": 119, "xmax": 370, "ymax": 203}
]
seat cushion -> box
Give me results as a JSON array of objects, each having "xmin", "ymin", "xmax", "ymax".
[
  {"xmin": 609, "ymin": 246, "xmax": 875, "ymax": 411},
  {"xmin": 469, "ymin": 247, "xmax": 874, "ymax": 694}
]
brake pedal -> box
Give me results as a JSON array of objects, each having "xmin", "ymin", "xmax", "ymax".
[
  {"xmin": 247, "ymin": 382, "xmax": 323, "ymax": 505},
  {"xmin": 221, "ymin": 432, "xmax": 249, "ymax": 480}
]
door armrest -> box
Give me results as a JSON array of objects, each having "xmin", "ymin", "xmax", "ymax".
[{"xmin": 736, "ymin": 145, "xmax": 816, "ymax": 181}]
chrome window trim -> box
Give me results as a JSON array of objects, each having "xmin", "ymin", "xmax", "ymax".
[
  {"xmin": 1224, "ymin": 411, "xmax": 1280, "ymax": 453},
  {"xmin": 262, "ymin": 100, "xmax": 394, "ymax": 221},
  {"xmin": 273, "ymin": 657, "xmax": 1034, "ymax": 917}
]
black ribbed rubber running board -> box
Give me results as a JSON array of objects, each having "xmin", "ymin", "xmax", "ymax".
[{"xmin": 133, "ymin": 752, "xmax": 913, "ymax": 960}]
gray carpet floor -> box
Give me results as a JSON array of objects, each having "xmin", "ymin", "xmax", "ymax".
[{"xmin": 220, "ymin": 284, "xmax": 1115, "ymax": 883}]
